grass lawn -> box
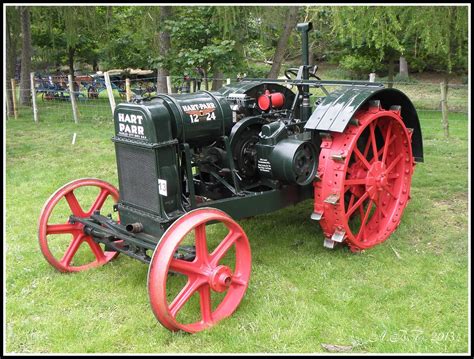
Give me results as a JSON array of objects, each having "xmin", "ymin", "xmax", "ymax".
[{"xmin": 5, "ymin": 99, "xmax": 469, "ymax": 353}]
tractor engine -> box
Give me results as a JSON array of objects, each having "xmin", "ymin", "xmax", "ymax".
[{"xmin": 112, "ymin": 83, "xmax": 317, "ymax": 236}]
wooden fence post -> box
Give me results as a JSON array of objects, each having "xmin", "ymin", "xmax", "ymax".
[
  {"xmin": 6, "ymin": 88, "xmax": 12, "ymax": 120},
  {"xmin": 10, "ymin": 79, "xmax": 18, "ymax": 119},
  {"xmin": 68, "ymin": 74, "xmax": 79, "ymax": 124},
  {"xmin": 30, "ymin": 72, "xmax": 39, "ymax": 123},
  {"xmin": 166, "ymin": 76, "xmax": 172, "ymax": 94},
  {"xmin": 125, "ymin": 78, "xmax": 132, "ymax": 102},
  {"xmin": 440, "ymin": 82, "xmax": 449, "ymax": 138},
  {"xmin": 104, "ymin": 71, "xmax": 116, "ymax": 115}
]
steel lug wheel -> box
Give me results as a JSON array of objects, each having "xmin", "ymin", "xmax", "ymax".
[{"xmin": 314, "ymin": 104, "xmax": 415, "ymax": 251}]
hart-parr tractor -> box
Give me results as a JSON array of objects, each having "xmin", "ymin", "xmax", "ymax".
[{"xmin": 38, "ymin": 23, "xmax": 423, "ymax": 333}]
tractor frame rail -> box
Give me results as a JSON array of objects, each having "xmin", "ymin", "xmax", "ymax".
[{"xmin": 70, "ymin": 212, "xmax": 158, "ymax": 263}]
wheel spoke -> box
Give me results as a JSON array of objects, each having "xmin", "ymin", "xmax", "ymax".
[
  {"xmin": 358, "ymin": 203, "xmax": 365, "ymax": 220},
  {"xmin": 199, "ymin": 284, "xmax": 213, "ymax": 324},
  {"xmin": 347, "ymin": 194, "xmax": 355, "ymax": 213},
  {"xmin": 346, "ymin": 192, "xmax": 369, "ymax": 218},
  {"xmin": 60, "ymin": 234, "xmax": 84, "ymax": 266},
  {"xmin": 344, "ymin": 178, "xmax": 368, "ymax": 186},
  {"xmin": 231, "ymin": 274, "xmax": 247, "ymax": 286},
  {"xmin": 370, "ymin": 122, "xmax": 379, "ymax": 161},
  {"xmin": 357, "ymin": 200, "xmax": 373, "ymax": 241},
  {"xmin": 381, "ymin": 122, "xmax": 393, "ymax": 165},
  {"xmin": 47, "ymin": 223, "xmax": 77, "ymax": 235},
  {"xmin": 369, "ymin": 134, "xmax": 397, "ymax": 166},
  {"xmin": 363, "ymin": 133, "xmax": 372, "ymax": 158},
  {"xmin": 84, "ymin": 235, "xmax": 106, "ymax": 262},
  {"xmin": 353, "ymin": 147, "xmax": 371, "ymax": 170},
  {"xmin": 170, "ymin": 259, "xmax": 204, "ymax": 277},
  {"xmin": 210, "ymin": 230, "xmax": 241, "ymax": 267},
  {"xmin": 385, "ymin": 153, "xmax": 404, "ymax": 175},
  {"xmin": 88, "ymin": 188, "xmax": 110, "ymax": 215},
  {"xmin": 169, "ymin": 278, "xmax": 203, "ymax": 317},
  {"xmin": 194, "ymin": 224, "xmax": 209, "ymax": 265},
  {"xmin": 64, "ymin": 191, "xmax": 86, "ymax": 217},
  {"xmin": 373, "ymin": 192, "xmax": 389, "ymax": 218}
]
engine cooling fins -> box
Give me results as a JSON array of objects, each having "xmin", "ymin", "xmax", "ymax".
[{"xmin": 313, "ymin": 104, "xmax": 416, "ymax": 252}]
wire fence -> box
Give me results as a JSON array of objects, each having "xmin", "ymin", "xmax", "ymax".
[{"xmin": 5, "ymin": 73, "xmax": 468, "ymax": 125}]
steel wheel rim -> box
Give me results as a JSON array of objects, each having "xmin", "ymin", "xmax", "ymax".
[
  {"xmin": 148, "ymin": 208, "xmax": 251, "ymax": 333},
  {"xmin": 38, "ymin": 178, "xmax": 120, "ymax": 272}
]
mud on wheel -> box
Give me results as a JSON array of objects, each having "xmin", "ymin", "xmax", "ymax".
[{"xmin": 314, "ymin": 101, "xmax": 416, "ymax": 251}]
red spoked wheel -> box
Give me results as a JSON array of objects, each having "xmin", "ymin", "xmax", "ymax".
[
  {"xmin": 38, "ymin": 178, "xmax": 120, "ymax": 272},
  {"xmin": 314, "ymin": 101, "xmax": 415, "ymax": 251},
  {"xmin": 148, "ymin": 208, "xmax": 251, "ymax": 333}
]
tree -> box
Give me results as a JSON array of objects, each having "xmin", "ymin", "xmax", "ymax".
[
  {"xmin": 19, "ymin": 6, "xmax": 32, "ymax": 106},
  {"xmin": 156, "ymin": 6, "xmax": 172, "ymax": 93},
  {"xmin": 267, "ymin": 6, "xmax": 300, "ymax": 79},
  {"xmin": 331, "ymin": 6, "xmax": 409, "ymax": 86},
  {"xmin": 153, "ymin": 7, "xmax": 242, "ymax": 91},
  {"xmin": 415, "ymin": 7, "xmax": 468, "ymax": 80},
  {"xmin": 61, "ymin": 7, "xmax": 96, "ymax": 80},
  {"xmin": 414, "ymin": 6, "xmax": 468, "ymax": 137},
  {"xmin": 6, "ymin": 7, "xmax": 20, "ymax": 116}
]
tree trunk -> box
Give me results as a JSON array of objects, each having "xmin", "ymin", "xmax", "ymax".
[
  {"xmin": 387, "ymin": 56, "xmax": 395, "ymax": 89},
  {"xmin": 211, "ymin": 65, "xmax": 223, "ymax": 90},
  {"xmin": 267, "ymin": 6, "xmax": 300, "ymax": 79},
  {"xmin": 399, "ymin": 56, "xmax": 408, "ymax": 79},
  {"xmin": 440, "ymin": 75, "xmax": 449, "ymax": 138},
  {"xmin": 308, "ymin": 42, "xmax": 315, "ymax": 67},
  {"xmin": 19, "ymin": 6, "xmax": 32, "ymax": 106},
  {"xmin": 92, "ymin": 58, "xmax": 99, "ymax": 72},
  {"xmin": 203, "ymin": 65, "xmax": 209, "ymax": 91},
  {"xmin": 68, "ymin": 46, "xmax": 76, "ymax": 81},
  {"xmin": 6, "ymin": 11, "xmax": 18, "ymax": 117},
  {"xmin": 156, "ymin": 6, "xmax": 172, "ymax": 93}
]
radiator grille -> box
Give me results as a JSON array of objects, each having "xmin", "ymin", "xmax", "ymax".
[{"xmin": 115, "ymin": 143, "xmax": 159, "ymax": 212}]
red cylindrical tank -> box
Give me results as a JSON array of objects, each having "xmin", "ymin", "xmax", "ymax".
[{"xmin": 257, "ymin": 90, "xmax": 285, "ymax": 111}]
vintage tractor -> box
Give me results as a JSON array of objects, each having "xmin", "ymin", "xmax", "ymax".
[{"xmin": 38, "ymin": 23, "xmax": 423, "ymax": 333}]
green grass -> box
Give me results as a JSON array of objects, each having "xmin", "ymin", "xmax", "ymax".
[{"xmin": 5, "ymin": 105, "xmax": 469, "ymax": 353}]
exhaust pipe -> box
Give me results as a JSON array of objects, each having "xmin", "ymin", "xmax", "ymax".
[{"xmin": 126, "ymin": 222, "xmax": 144, "ymax": 233}]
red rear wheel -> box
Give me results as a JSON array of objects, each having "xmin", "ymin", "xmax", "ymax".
[
  {"xmin": 148, "ymin": 208, "xmax": 251, "ymax": 333},
  {"xmin": 38, "ymin": 178, "xmax": 120, "ymax": 272},
  {"xmin": 314, "ymin": 102, "xmax": 415, "ymax": 251}
]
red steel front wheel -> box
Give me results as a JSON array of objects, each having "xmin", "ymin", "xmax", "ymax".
[
  {"xmin": 38, "ymin": 178, "xmax": 120, "ymax": 272},
  {"xmin": 148, "ymin": 208, "xmax": 251, "ymax": 333}
]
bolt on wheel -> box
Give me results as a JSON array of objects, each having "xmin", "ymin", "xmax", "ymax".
[
  {"xmin": 314, "ymin": 102, "xmax": 415, "ymax": 251},
  {"xmin": 38, "ymin": 178, "xmax": 120, "ymax": 272},
  {"xmin": 148, "ymin": 208, "xmax": 251, "ymax": 333}
]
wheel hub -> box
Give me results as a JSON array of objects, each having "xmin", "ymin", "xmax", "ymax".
[
  {"xmin": 366, "ymin": 161, "xmax": 388, "ymax": 198},
  {"xmin": 209, "ymin": 265, "xmax": 233, "ymax": 293}
]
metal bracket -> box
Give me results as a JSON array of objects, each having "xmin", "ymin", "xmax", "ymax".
[
  {"xmin": 331, "ymin": 228, "xmax": 346, "ymax": 243},
  {"xmin": 310, "ymin": 212, "xmax": 323, "ymax": 221},
  {"xmin": 323, "ymin": 238, "xmax": 336, "ymax": 249},
  {"xmin": 324, "ymin": 193, "xmax": 340, "ymax": 205}
]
